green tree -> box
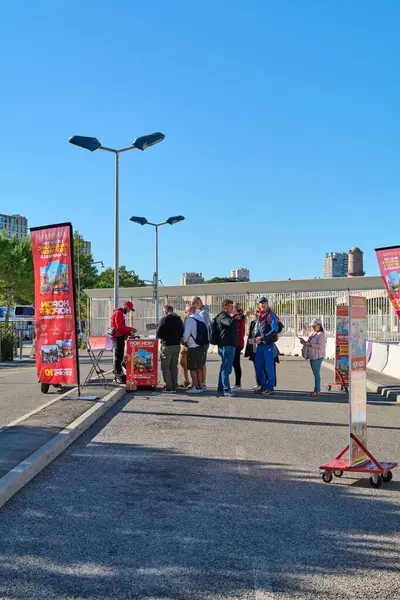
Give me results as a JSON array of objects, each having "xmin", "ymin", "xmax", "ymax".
[
  {"xmin": 205, "ymin": 276, "xmax": 237, "ymax": 284},
  {"xmin": 74, "ymin": 232, "xmax": 100, "ymax": 321},
  {"xmin": 0, "ymin": 234, "xmax": 34, "ymax": 326},
  {"xmin": 94, "ymin": 266, "xmax": 145, "ymax": 289}
]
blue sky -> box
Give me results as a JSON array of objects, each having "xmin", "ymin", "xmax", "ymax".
[{"xmin": 1, "ymin": 1, "xmax": 399, "ymax": 284}]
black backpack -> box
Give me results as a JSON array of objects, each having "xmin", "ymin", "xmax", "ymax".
[
  {"xmin": 209, "ymin": 317, "xmax": 220, "ymax": 346},
  {"xmin": 191, "ymin": 319, "xmax": 209, "ymax": 346}
]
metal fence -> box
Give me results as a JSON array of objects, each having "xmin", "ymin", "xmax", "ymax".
[
  {"xmin": 0, "ymin": 320, "xmax": 34, "ymax": 361},
  {"xmin": 89, "ymin": 288, "xmax": 400, "ymax": 342}
]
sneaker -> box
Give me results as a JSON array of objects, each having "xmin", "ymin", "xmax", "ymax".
[
  {"xmin": 186, "ymin": 387, "xmax": 202, "ymax": 394},
  {"xmin": 216, "ymin": 390, "xmax": 223, "ymax": 397},
  {"xmin": 232, "ymin": 385, "xmax": 242, "ymax": 392},
  {"xmin": 115, "ymin": 374, "xmax": 126, "ymax": 384},
  {"xmin": 162, "ymin": 388, "xmax": 173, "ymax": 393},
  {"xmin": 223, "ymin": 391, "xmax": 236, "ymax": 398},
  {"xmin": 262, "ymin": 390, "xmax": 274, "ymax": 396},
  {"xmin": 202, "ymin": 383, "xmax": 207, "ymax": 391},
  {"xmin": 253, "ymin": 385, "xmax": 262, "ymax": 393}
]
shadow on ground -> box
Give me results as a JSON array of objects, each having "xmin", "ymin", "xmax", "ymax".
[{"xmin": 0, "ymin": 395, "xmax": 399, "ymax": 599}]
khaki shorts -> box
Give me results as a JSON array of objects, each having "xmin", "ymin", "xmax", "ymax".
[
  {"xmin": 179, "ymin": 346, "xmax": 187, "ymax": 368},
  {"xmin": 187, "ymin": 346, "xmax": 204, "ymax": 371}
]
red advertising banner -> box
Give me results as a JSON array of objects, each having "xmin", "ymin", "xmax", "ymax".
[
  {"xmin": 375, "ymin": 246, "xmax": 400, "ymax": 319},
  {"xmin": 31, "ymin": 223, "xmax": 79, "ymax": 386},
  {"xmin": 349, "ymin": 296, "xmax": 367, "ymax": 466},
  {"xmin": 126, "ymin": 338, "xmax": 159, "ymax": 389},
  {"xmin": 335, "ymin": 305, "xmax": 349, "ymax": 385}
]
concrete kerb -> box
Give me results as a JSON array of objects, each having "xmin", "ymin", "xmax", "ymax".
[
  {"xmin": 323, "ymin": 359, "xmax": 400, "ymax": 401},
  {"xmin": 0, "ymin": 387, "xmax": 126, "ymax": 508}
]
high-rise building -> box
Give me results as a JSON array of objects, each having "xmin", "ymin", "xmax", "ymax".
[
  {"xmin": 323, "ymin": 252, "xmax": 349, "ymax": 278},
  {"xmin": 82, "ymin": 240, "xmax": 92, "ymax": 256},
  {"xmin": 231, "ymin": 267, "xmax": 250, "ymax": 281},
  {"xmin": 181, "ymin": 272, "xmax": 205, "ymax": 286},
  {"xmin": 0, "ymin": 213, "xmax": 28, "ymax": 239}
]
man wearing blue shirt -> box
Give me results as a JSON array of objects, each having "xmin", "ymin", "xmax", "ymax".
[{"xmin": 254, "ymin": 297, "xmax": 278, "ymax": 396}]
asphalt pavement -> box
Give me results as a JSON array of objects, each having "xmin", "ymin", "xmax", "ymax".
[
  {"xmin": 0, "ymin": 355, "xmax": 399, "ymax": 599},
  {"xmin": 0, "ymin": 353, "xmax": 114, "ymax": 427}
]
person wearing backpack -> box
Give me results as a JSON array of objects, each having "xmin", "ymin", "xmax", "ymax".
[
  {"xmin": 156, "ymin": 305, "xmax": 184, "ymax": 392},
  {"xmin": 182, "ymin": 305, "xmax": 208, "ymax": 394},
  {"xmin": 213, "ymin": 299, "xmax": 239, "ymax": 398},
  {"xmin": 254, "ymin": 297, "xmax": 279, "ymax": 396},
  {"xmin": 191, "ymin": 296, "xmax": 211, "ymax": 391}
]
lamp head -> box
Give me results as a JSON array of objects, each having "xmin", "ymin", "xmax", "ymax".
[
  {"xmin": 166, "ymin": 215, "xmax": 185, "ymax": 226},
  {"xmin": 130, "ymin": 216, "xmax": 148, "ymax": 226},
  {"xmin": 132, "ymin": 132, "xmax": 165, "ymax": 151},
  {"xmin": 68, "ymin": 136, "xmax": 101, "ymax": 152}
]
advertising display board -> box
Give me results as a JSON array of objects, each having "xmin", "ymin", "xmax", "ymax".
[
  {"xmin": 335, "ymin": 305, "xmax": 349, "ymax": 385},
  {"xmin": 126, "ymin": 338, "xmax": 159, "ymax": 389},
  {"xmin": 31, "ymin": 223, "xmax": 79, "ymax": 386},
  {"xmin": 349, "ymin": 296, "xmax": 367, "ymax": 466},
  {"xmin": 375, "ymin": 246, "xmax": 400, "ymax": 319}
]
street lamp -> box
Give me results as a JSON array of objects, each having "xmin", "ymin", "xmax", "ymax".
[
  {"xmin": 129, "ymin": 215, "xmax": 185, "ymax": 322},
  {"xmin": 69, "ymin": 132, "xmax": 165, "ymax": 308}
]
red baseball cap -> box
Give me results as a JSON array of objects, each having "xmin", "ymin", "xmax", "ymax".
[{"xmin": 123, "ymin": 301, "xmax": 135, "ymax": 311}]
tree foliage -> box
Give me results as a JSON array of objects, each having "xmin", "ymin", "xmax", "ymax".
[
  {"xmin": 0, "ymin": 234, "xmax": 34, "ymax": 325},
  {"xmin": 94, "ymin": 266, "xmax": 145, "ymax": 289},
  {"xmin": 0, "ymin": 231, "xmax": 145, "ymax": 323},
  {"xmin": 205, "ymin": 276, "xmax": 238, "ymax": 284}
]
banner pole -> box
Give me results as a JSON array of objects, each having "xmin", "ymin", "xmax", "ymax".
[{"xmin": 70, "ymin": 225, "xmax": 81, "ymax": 396}]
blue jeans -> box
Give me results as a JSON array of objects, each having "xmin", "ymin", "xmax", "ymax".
[
  {"xmin": 255, "ymin": 344, "xmax": 276, "ymax": 391},
  {"xmin": 218, "ymin": 346, "xmax": 235, "ymax": 393},
  {"xmin": 310, "ymin": 358, "xmax": 324, "ymax": 393}
]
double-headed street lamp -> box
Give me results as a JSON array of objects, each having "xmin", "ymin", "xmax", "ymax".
[
  {"xmin": 129, "ymin": 215, "xmax": 185, "ymax": 323},
  {"xmin": 69, "ymin": 132, "xmax": 165, "ymax": 308}
]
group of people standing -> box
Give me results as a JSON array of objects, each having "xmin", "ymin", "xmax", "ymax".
[
  {"xmin": 110, "ymin": 296, "xmax": 327, "ymax": 397},
  {"xmin": 156, "ymin": 296, "xmax": 284, "ymax": 397}
]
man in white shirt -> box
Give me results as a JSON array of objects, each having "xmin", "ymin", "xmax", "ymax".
[
  {"xmin": 191, "ymin": 296, "xmax": 211, "ymax": 391},
  {"xmin": 182, "ymin": 305, "xmax": 205, "ymax": 394}
]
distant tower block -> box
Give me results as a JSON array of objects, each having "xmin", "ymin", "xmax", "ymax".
[{"xmin": 347, "ymin": 247, "xmax": 365, "ymax": 277}]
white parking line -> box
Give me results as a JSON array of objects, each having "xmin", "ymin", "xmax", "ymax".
[
  {"xmin": 252, "ymin": 556, "xmax": 274, "ymax": 597},
  {"xmin": 235, "ymin": 445, "xmax": 250, "ymax": 475},
  {"xmin": 0, "ymin": 388, "xmax": 77, "ymax": 435},
  {"xmin": 0, "ymin": 366, "xmax": 36, "ymax": 379}
]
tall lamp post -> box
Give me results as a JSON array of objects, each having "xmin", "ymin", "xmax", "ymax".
[
  {"xmin": 129, "ymin": 215, "xmax": 185, "ymax": 323},
  {"xmin": 69, "ymin": 132, "xmax": 165, "ymax": 309}
]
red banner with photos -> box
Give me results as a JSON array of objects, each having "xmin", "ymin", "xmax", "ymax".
[
  {"xmin": 335, "ymin": 305, "xmax": 349, "ymax": 385},
  {"xmin": 375, "ymin": 246, "xmax": 400, "ymax": 319},
  {"xmin": 31, "ymin": 223, "xmax": 79, "ymax": 385}
]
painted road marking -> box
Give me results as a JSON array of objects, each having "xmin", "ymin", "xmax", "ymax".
[
  {"xmin": 252, "ymin": 556, "xmax": 274, "ymax": 597},
  {"xmin": 235, "ymin": 445, "xmax": 250, "ymax": 475}
]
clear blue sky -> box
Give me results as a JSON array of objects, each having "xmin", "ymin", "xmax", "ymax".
[{"xmin": 1, "ymin": 1, "xmax": 399, "ymax": 284}]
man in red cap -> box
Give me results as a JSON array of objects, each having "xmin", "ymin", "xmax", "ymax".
[{"xmin": 109, "ymin": 301, "xmax": 136, "ymax": 384}]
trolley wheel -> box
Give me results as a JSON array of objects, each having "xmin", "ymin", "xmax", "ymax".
[
  {"xmin": 322, "ymin": 471, "xmax": 333, "ymax": 484},
  {"xmin": 334, "ymin": 470, "xmax": 343, "ymax": 478},
  {"xmin": 369, "ymin": 475, "xmax": 383, "ymax": 489},
  {"xmin": 382, "ymin": 471, "xmax": 393, "ymax": 483},
  {"xmin": 327, "ymin": 385, "xmax": 332, "ymax": 392},
  {"xmin": 41, "ymin": 383, "xmax": 50, "ymax": 394}
]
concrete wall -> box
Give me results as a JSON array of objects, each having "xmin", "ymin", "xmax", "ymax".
[
  {"xmin": 275, "ymin": 337, "xmax": 399, "ymax": 379},
  {"xmin": 85, "ymin": 275, "xmax": 384, "ymax": 300}
]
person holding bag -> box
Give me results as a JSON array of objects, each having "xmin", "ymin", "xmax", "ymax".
[{"xmin": 299, "ymin": 318, "xmax": 326, "ymax": 396}]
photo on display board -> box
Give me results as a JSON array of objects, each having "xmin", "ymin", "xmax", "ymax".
[
  {"xmin": 386, "ymin": 271, "xmax": 400, "ymax": 292},
  {"xmin": 40, "ymin": 345, "xmax": 59, "ymax": 365},
  {"xmin": 56, "ymin": 339, "xmax": 74, "ymax": 358}
]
